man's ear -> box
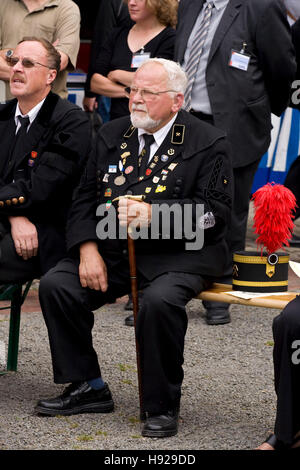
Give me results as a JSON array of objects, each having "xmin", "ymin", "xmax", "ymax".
[
  {"xmin": 171, "ymin": 93, "xmax": 185, "ymax": 113},
  {"xmin": 47, "ymin": 69, "xmax": 57, "ymax": 85}
]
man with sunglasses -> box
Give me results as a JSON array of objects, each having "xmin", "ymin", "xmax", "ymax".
[
  {"xmin": 0, "ymin": 37, "xmax": 90, "ymax": 283},
  {"xmin": 0, "ymin": 0, "xmax": 80, "ymax": 101},
  {"xmin": 37, "ymin": 58, "xmax": 233, "ymax": 438}
]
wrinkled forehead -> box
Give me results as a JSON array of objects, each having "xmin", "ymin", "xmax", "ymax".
[
  {"xmin": 13, "ymin": 41, "xmax": 47, "ymax": 61},
  {"xmin": 133, "ymin": 63, "xmax": 168, "ymax": 90}
]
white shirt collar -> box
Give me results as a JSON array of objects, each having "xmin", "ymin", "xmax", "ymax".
[
  {"xmin": 137, "ymin": 113, "xmax": 178, "ymax": 151},
  {"xmin": 14, "ymin": 98, "xmax": 46, "ymax": 130}
]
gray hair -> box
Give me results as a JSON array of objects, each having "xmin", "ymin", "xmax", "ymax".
[{"xmin": 138, "ymin": 58, "xmax": 188, "ymax": 94}]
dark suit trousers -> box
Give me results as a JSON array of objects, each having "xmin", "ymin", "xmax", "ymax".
[
  {"xmin": 0, "ymin": 223, "xmax": 40, "ymax": 283},
  {"xmin": 273, "ymin": 296, "xmax": 300, "ymax": 444},
  {"xmin": 39, "ymin": 257, "xmax": 206, "ymax": 414}
]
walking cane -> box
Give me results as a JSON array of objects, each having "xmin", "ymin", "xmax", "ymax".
[{"xmin": 113, "ymin": 194, "xmax": 146, "ymax": 421}]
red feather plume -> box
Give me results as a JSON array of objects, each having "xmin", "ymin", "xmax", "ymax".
[{"xmin": 252, "ymin": 183, "xmax": 297, "ymax": 254}]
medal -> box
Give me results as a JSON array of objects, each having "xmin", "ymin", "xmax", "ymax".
[
  {"xmin": 114, "ymin": 175, "xmax": 126, "ymax": 186},
  {"xmin": 161, "ymin": 154, "xmax": 169, "ymax": 162}
]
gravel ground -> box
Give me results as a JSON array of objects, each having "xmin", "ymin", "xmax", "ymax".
[{"xmin": 0, "ymin": 208, "xmax": 299, "ymax": 452}]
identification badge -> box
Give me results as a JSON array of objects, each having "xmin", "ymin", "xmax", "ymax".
[
  {"xmin": 131, "ymin": 52, "xmax": 151, "ymax": 69},
  {"xmin": 229, "ymin": 50, "xmax": 250, "ymax": 71}
]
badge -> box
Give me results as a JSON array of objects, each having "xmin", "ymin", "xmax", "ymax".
[
  {"xmin": 125, "ymin": 166, "xmax": 134, "ymax": 174},
  {"xmin": 229, "ymin": 50, "xmax": 250, "ymax": 71},
  {"xmin": 106, "ymin": 200, "xmax": 112, "ymax": 209},
  {"xmin": 161, "ymin": 154, "xmax": 169, "ymax": 162},
  {"xmin": 103, "ymin": 173, "xmax": 109, "ymax": 182},
  {"xmin": 153, "ymin": 176, "xmax": 160, "ymax": 183},
  {"xmin": 167, "ymin": 149, "xmax": 175, "ymax": 156},
  {"xmin": 109, "ymin": 165, "xmax": 117, "ymax": 173},
  {"xmin": 131, "ymin": 51, "xmax": 151, "ymax": 68},
  {"xmin": 120, "ymin": 143, "xmax": 127, "ymax": 149},
  {"xmin": 31, "ymin": 151, "xmax": 38, "ymax": 159},
  {"xmin": 114, "ymin": 175, "xmax": 126, "ymax": 186},
  {"xmin": 104, "ymin": 188, "xmax": 112, "ymax": 197},
  {"xmin": 155, "ymin": 185, "xmax": 166, "ymax": 193},
  {"xmin": 162, "ymin": 175, "xmax": 167, "ymax": 181},
  {"xmin": 149, "ymin": 162, "xmax": 156, "ymax": 169},
  {"xmin": 161, "ymin": 169, "xmax": 168, "ymax": 175},
  {"xmin": 28, "ymin": 159, "xmax": 34, "ymax": 167},
  {"xmin": 168, "ymin": 163, "xmax": 178, "ymax": 171},
  {"xmin": 145, "ymin": 169, "xmax": 152, "ymax": 176},
  {"xmin": 198, "ymin": 212, "xmax": 216, "ymax": 229},
  {"xmin": 145, "ymin": 187, "xmax": 152, "ymax": 193},
  {"xmin": 139, "ymin": 176, "xmax": 144, "ymax": 181},
  {"xmin": 153, "ymin": 156, "xmax": 159, "ymax": 163}
]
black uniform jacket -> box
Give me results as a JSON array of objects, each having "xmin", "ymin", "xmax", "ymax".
[
  {"xmin": 67, "ymin": 110, "xmax": 233, "ymax": 281},
  {"xmin": 0, "ymin": 92, "xmax": 91, "ymax": 273},
  {"xmin": 174, "ymin": 0, "xmax": 297, "ymax": 168}
]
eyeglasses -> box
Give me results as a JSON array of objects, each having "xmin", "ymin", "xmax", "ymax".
[
  {"xmin": 6, "ymin": 55, "xmax": 51, "ymax": 69},
  {"xmin": 125, "ymin": 86, "xmax": 177, "ymax": 101}
]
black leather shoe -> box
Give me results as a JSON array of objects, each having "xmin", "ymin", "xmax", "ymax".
[
  {"xmin": 124, "ymin": 314, "xmax": 134, "ymax": 326},
  {"xmin": 142, "ymin": 409, "xmax": 179, "ymax": 438},
  {"xmin": 205, "ymin": 307, "xmax": 231, "ymax": 325},
  {"xmin": 124, "ymin": 292, "xmax": 143, "ymax": 311},
  {"xmin": 35, "ymin": 381, "xmax": 114, "ymax": 416}
]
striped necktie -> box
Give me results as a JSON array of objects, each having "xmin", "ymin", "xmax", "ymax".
[
  {"xmin": 138, "ymin": 134, "xmax": 155, "ymax": 176},
  {"xmin": 184, "ymin": 2, "xmax": 214, "ymax": 111}
]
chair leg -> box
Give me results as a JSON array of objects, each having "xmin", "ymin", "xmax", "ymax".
[{"xmin": 6, "ymin": 286, "xmax": 22, "ymax": 372}]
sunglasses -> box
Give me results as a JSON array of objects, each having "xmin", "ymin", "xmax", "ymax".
[{"xmin": 6, "ymin": 55, "xmax": 51, "ymax": 69}]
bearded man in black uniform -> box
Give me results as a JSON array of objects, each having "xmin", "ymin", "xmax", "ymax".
[
  {"xmin": 36, "ymin": 58, "xmax": 233, "ymax": 438},
  {"xmin": 0, "ymin": 37, "xmax": 90, "ymax": 283}
]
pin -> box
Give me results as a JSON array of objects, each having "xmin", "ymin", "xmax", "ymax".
[
  {"xmin": 103, "ymin": 173, "xmax": 109, "ymax": 182},
  {"xmin": 153, "ymin": 176, "xmax": 160, "ymax": 183},
  {"xmin": 120, "ymin": 143, "xmax": 127, "ymax": 149},
  {"xmin": 125, "ymin": 165, "xmax": 134, "ymax": 174},
  {"xmin": 146, "ymin": 169, "xmax": 152, "ymax": 176},
  {"xmin": 105, "ymin": 188, "xmax": 112, "ymax": 197},
  {"xmin": 114, "ymin": 175, "xmax": 126, "ymax": 186},
  {"xmin": 139, "ymin": 176, "xmax": 144, "ymax": 181},
  {"xmin": 28, "ymin": 159, "xmax": 34, "ymax": 167},
  {"xmin": 161, "ymin": 169, "xmax": 168, "ymax": 175},
  {"xmin": 106, "ymin": 200, "xmax": 112, "ymax": 209},
  {"xmin": 109, "ymin": 165, "xmax": 117, "ymax": 173},
  {"xmin": 162, "ymin": 175, "xmax": 167, "ymax": 181},
  {"xmin": 31, "ymin": 151, "xmax": 38, "ymax": 159},
  {"xmin": 155, "ymin": 185, "xmax": 166, "ymax": 193},
  {"xmin": 149, "ymin": 162, "xmax": 156, "ymax": 169},
  {"xmin": 168, "ymin": 163, "xmax": 178, "ymax": 171},
  {"xmin": 167, "ymin": 149, "xmax": 175, "ymax": 156},
  {"xmin": 121, "ymin": 151, "xmax": 131, "ymax": 159},
  {"xmin": 145, "ymin": 187, "xmax": 152, "ymax": 193},
  {"xmin": 153, "ymin": 156, "xmax": 159, "ymax": 163},
  {"xmin": 161, "ymin": 154, "xmax": 169, "ymax": 162}
]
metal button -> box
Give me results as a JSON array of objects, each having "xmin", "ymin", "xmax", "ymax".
[
  {"xmin": 18, "ymin": 196, "xmax": 25, "ymax": 204},
  {"xmin": 12, "ymin": 198, "xmax": 18, "ymax": 205},
  {"xmin": 0, "ymin": 201, "xmax": 4, "ymax": 208},
  {"xmin": 5, "ymin": 199, "xmax": 11, "ymax": 206},
  {"xmin": 122, "ymin": 249, "xmax": 128, "ymax": 256}
]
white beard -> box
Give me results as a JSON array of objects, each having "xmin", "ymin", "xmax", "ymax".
[{"xmin": 130, "ymin": 106, "xmax": 161, "ymax": 131}]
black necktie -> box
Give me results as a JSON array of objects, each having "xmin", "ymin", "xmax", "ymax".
[
  {"xmin": 138, "ymin": 134, "xmax": 155, "ymax": 176},
  {"xmin": 7, "ymin": 116, "xmax": 30, "ymax": 178}
]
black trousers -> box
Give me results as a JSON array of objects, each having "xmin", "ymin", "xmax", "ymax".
[
  {"xmin": 39, "ymin": 257, "xmax": 207, "ymax": 414},
  {"xmin": 0, "ymin": 229, "xmax": 40, "ymax": 283},
  {"xmin": 273, "ymin": 296, "xmax": 300, "ymax": 444}
]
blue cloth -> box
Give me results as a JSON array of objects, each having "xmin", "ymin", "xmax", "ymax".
[
  {"xmin": 87, "ymin": 377, "xmax": 105, "ymax": 390},
  {"xmin": 252, "ymin": 108, "xmax": 300, "ymax": 193}
]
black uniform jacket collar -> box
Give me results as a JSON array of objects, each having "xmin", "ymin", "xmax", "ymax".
[
  {"xmin": 177, "ymin": 0, "xmax": 242, "ymax": 64},
  {"xmin": 0, "ymin": 92, "xmax": 59, "ymax": 177},
  {"xmin": 101, "ymin": 109, "xmax": 226, "ymax": 187}
]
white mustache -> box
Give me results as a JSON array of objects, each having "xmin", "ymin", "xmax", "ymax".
[{"xmin": 131, "ymin": 104, "xmax": 147, "ymax": 112}]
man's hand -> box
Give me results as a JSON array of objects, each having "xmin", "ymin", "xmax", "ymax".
[
  {"xmin": 83, "ymin": 97, "xmax": 98, "ymax": 112},
  {"xmin": 118, "ymin": 198, "xmax": 152, "ymax": 228},
  {"xmin": 79, "ymin": 241, "xmax": 108, "ymax": 291},
  {"xmin": 9, "ymin": 216, "xmax": 39, "ymax": 260}
]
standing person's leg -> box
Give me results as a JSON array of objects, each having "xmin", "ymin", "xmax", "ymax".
[
  {"xmin": 203, "ymin": 159, "xmax": 261, "ymax": 325},
  {"xmin": 136, "ymin": 271, "xmax": 207, "ymax": 437}
]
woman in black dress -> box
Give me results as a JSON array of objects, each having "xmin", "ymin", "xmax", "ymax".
[{"xmin": 90, "ymin": 0, "xmax": 177, "ymax": 120}]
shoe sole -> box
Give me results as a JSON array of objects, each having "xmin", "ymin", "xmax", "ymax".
[
  {"xmin": 206, "ymin": 318, "xmax": 231, "ymax": 325},
  {"xmin": 35, "ymin": 401, "xmax": 114, "ymax": 416},
  {"xmin": 142, "ymin": 428, "xmax": 178, "ymax": 438}
]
